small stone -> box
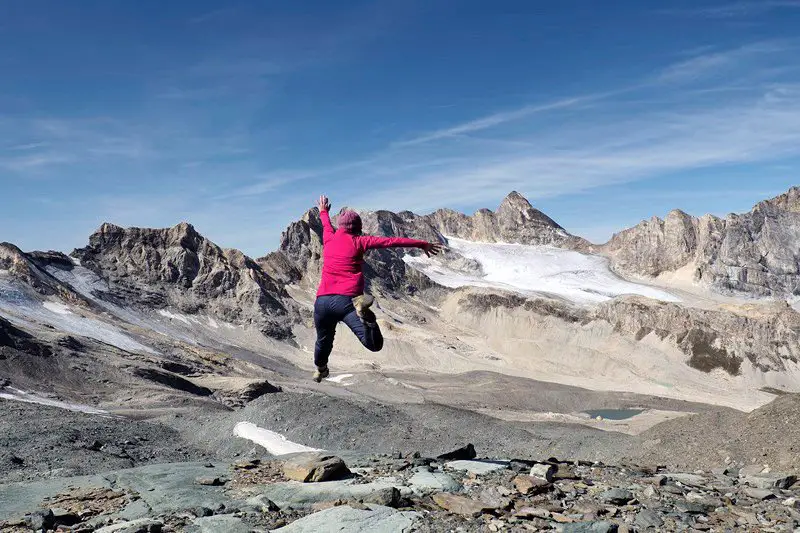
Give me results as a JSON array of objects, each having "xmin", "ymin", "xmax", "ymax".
[
  {"xmin": 282, "ymin": 453, "xmax": 350, "ymax": 483},
  {"xmin": 514, "ymin": 507, "xmax": 551, "ymax": 520},
  {"xmin": 634, "ymin": 509, "xmax": 664, "ymax": 529},
  {"xmin": 554, "ymin": 465, "xmax": 581, "ymax": 481},
  {"xmin": 194, "ymin": 506, "xmax": 214, "ymax": 517},
  {"xmin": 530, "ymin": 463, "xmax": 556, "ymax": 482},
  {"xmin": 362, "ymin": 487, "xmax": 402, "ymax": 508},
  {"xmin": 514, "ymin": 475, "xmax": 551, "ymax": 495},
  {"xmin": 743, "ymin": 487, "xmax": 776, "ymax": 501},
  {"xmin": 479, "ymin": 486, "xmax": 512, "ymax": 510},
  {"xmin": 641, "ymin": 486, "xmax": 658, "ymax": 499},
  {"xmin": 742, "ymin": 473, "xmax": 797, "ymax": 490},
  {"xmin": 560, "ymin": 521, "xmax": 619, "ymax": 533},
  {"xmin": 195, "ymin": 476, "xmax": 226, "ymax": 486},
  {"xmin": 783, "ymin": 497, "xmax": 800, "ymax": 509},
  {"xmin": 245, "ymin": 494, "xmax": 281, "ymax": 512},
  {"xmin": 233, "ymin": 459, "xmax": 260, "ymax": 469},
  {"xmin": 599, "ymin": 488, "xmax": 634, "ymax": 506},
  {"xmin": 675, "ymin": 501, "xmax": 713, "ymax": 514},
  {"xmin": 51, "ymin": 508, "xmax": 81, "ymax": 527},
  {"xmin": 432, "ymin": 492, "xmax": 495, "ymax": 517},
  {"xmin": 25, "ymin": 509, "xmax": 55, "ymax": 531},
  {"xmin": 436, "ymin": 444, "xmax": 477, "ymax": 461}
]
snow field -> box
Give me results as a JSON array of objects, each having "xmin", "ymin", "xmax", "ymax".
[{"xmin": 405, "ymin": 237, "xmax": 679, "ymax": 304}]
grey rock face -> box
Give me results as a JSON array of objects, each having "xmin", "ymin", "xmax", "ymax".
[
  {"xmin": 596, "ymin": 296, "xmax": 800, "ymax": 374},
  {"xmin": 70, "ymin": 222, "xmax": 291, "ymax": 339},
  {"xmin": 604, "ymin": 187, "xmax": 800, "ymax": 297}
]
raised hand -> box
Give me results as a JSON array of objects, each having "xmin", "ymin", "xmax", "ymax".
[
  {"xmin": 318, "ymin": 194, "xmax": 331, "ymax": 213},
  {"xmin": 423, "ymin": 242, "xmax": 444, "ymax": 257}
]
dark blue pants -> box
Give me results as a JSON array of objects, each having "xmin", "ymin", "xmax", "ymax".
[{"xmin": 314, "ymin": 295, "xmax": 384, "ymax": 368}]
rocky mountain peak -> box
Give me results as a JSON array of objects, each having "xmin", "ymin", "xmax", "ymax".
[
  {"xmin": 761, "ymin": 186, "xmax": 800, "ymax": 213},
  {"xmin": 72, "ymin": 223, "xmax": 291, "ymax": 338},
  {"xmin": 496, "ymin": 191, "xmax": 564, "ymax": 230}
]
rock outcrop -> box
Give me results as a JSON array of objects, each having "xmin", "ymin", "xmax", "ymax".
[
  {"xmin": 68, "ymin": 222, "xmax": 292, "ymax": 338},
  {"xmin": 604, "ymin": 187, "xmax": 800, "ymax": 297},
  {"xmin": 596, "ymin": 296, "xmax": 800, "ymax": 375},
  {"xmin": 0, "ymin": 244, "xmax": 84, "ymax": 303}
]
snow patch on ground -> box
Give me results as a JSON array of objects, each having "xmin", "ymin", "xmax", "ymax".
[
  {"xmin": 326, "ymin": 373, "xmax": 354, "ymax": 385},
  {"xmin": 406, "ymin": 237, "xmax": 679, "ymax": 304},
  {"xmin": 158, "ymin": 309, "xmax": 192, "ymax": 325},
  {"xmin": 233, "ymin": 422, "xmax": 322, "ymax": 456},
  {"xmin": 43, "ymin": 301, "xmax": 72, "ymax": 314},
  {"xmin": 0, "ymin": 387, "xmax": 110, "ymax": 416}
]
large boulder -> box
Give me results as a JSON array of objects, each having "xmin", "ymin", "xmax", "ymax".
[{"xmin": 282, "ymin": 453, "xmax": 350, "ymax": 483}]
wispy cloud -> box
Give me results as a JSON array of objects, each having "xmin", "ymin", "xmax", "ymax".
[
  {"xmin": 394, "ymin": 95, "xmax": 598, "ymax": 147},
  {"xmin": 667, "ymin": 1, "xmax": 800, "ymax": 18},
  {"xmin": 655, "ymin": 41, "xmax": 792, "ymax": 83}
]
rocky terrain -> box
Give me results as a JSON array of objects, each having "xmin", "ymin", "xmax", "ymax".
[
  {"xmin": 3, "ymin": 187, "xmax": 800, "ymax": 531},
  {"xmin": 604, "ymin": 187, "xmax": 800, "ymax": 297},
  {"xmin": 3, "ymin": 443, "xmax": 800, "ymax": 532}
]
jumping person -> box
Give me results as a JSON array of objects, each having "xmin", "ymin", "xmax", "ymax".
[{"xmin": 313, "ymin": 194, "xmax": 443, "ymax": 382}]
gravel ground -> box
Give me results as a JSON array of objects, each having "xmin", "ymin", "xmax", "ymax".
[
  {"xmin": 0, "ymin": 399, "xmax": 209, "ymax": 482},
  {"xmin": 160, "ymin": 390, "xmax": 637, "ymax": 464},
  {"xmin": 637, "ymin": 393, "xmax": 800, "ymax": 471}
]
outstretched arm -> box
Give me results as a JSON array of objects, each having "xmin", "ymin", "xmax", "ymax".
[
  {"xmin": 317, "ymin": 195, "xmax": 335, "ymax": 244},
  {"xmin": 357, "ymin": 235, "xmax": 444, "ymax": 257}
]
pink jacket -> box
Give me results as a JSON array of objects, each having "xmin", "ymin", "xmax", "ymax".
[{"xmin": 316, "ymin": 210, "xmax": 428, "ymax": 297}]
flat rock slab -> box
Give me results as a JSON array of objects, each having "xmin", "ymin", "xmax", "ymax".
[
  {"xmin": 444, "ymin": 460, "xmax": 509, "ymax": 476},
  {"xmin": 259, "ymin": 479, "xmax": 405, "ymax": 510},
  {"xmin": 106, "ymin": 462, "xmax": 231, "ymax": 517},
  {"xmin": 432, "ymin": 492, "xmax": 496, "ymax": 517},
  {"xmin": 599, "ymin": 488, "xmax": 634, "ymax": 506},
  {"xmin": 272, "ymin": 505, "xmax": 420, "ymax": 533},
  {"xmin": 407, "ymin": 469, "xmax": 461, "ymax": 495},
  {"xmin": 559, "ymin": 521, "xmax": 619, "ymax": 533},
  {"xmin": 94, "ymin": 518, "xmax": 164, "ymax": 533},
  {"xmin": 188, "ymin": 515, "xmax": 253, "ymax": 533},
  {"xmin": 0, "ymin": 462, "xmax": 230, "ymax": 522}
]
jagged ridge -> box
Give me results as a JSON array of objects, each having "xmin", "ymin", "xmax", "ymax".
[{"xmin": 604, "ymin": 187, "xmax": 800, "ymax": 296}]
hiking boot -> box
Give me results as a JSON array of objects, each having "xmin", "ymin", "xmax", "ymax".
[
  {"xmin": 352, "ymin": 294, "xmax": 376, "ymax": 323},
  {"xmin": 313, "ymin": 366, "xmax": 329, "ymax": 383}
]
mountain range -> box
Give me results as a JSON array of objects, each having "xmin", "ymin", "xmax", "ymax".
[{"xmin": 3, "ymin": 187, "xmax": 800, "ymax": 531}]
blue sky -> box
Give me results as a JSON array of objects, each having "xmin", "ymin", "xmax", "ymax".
[{"xmin": 2, "ymin": 0, "xmax": 800, "ymax": 255}]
